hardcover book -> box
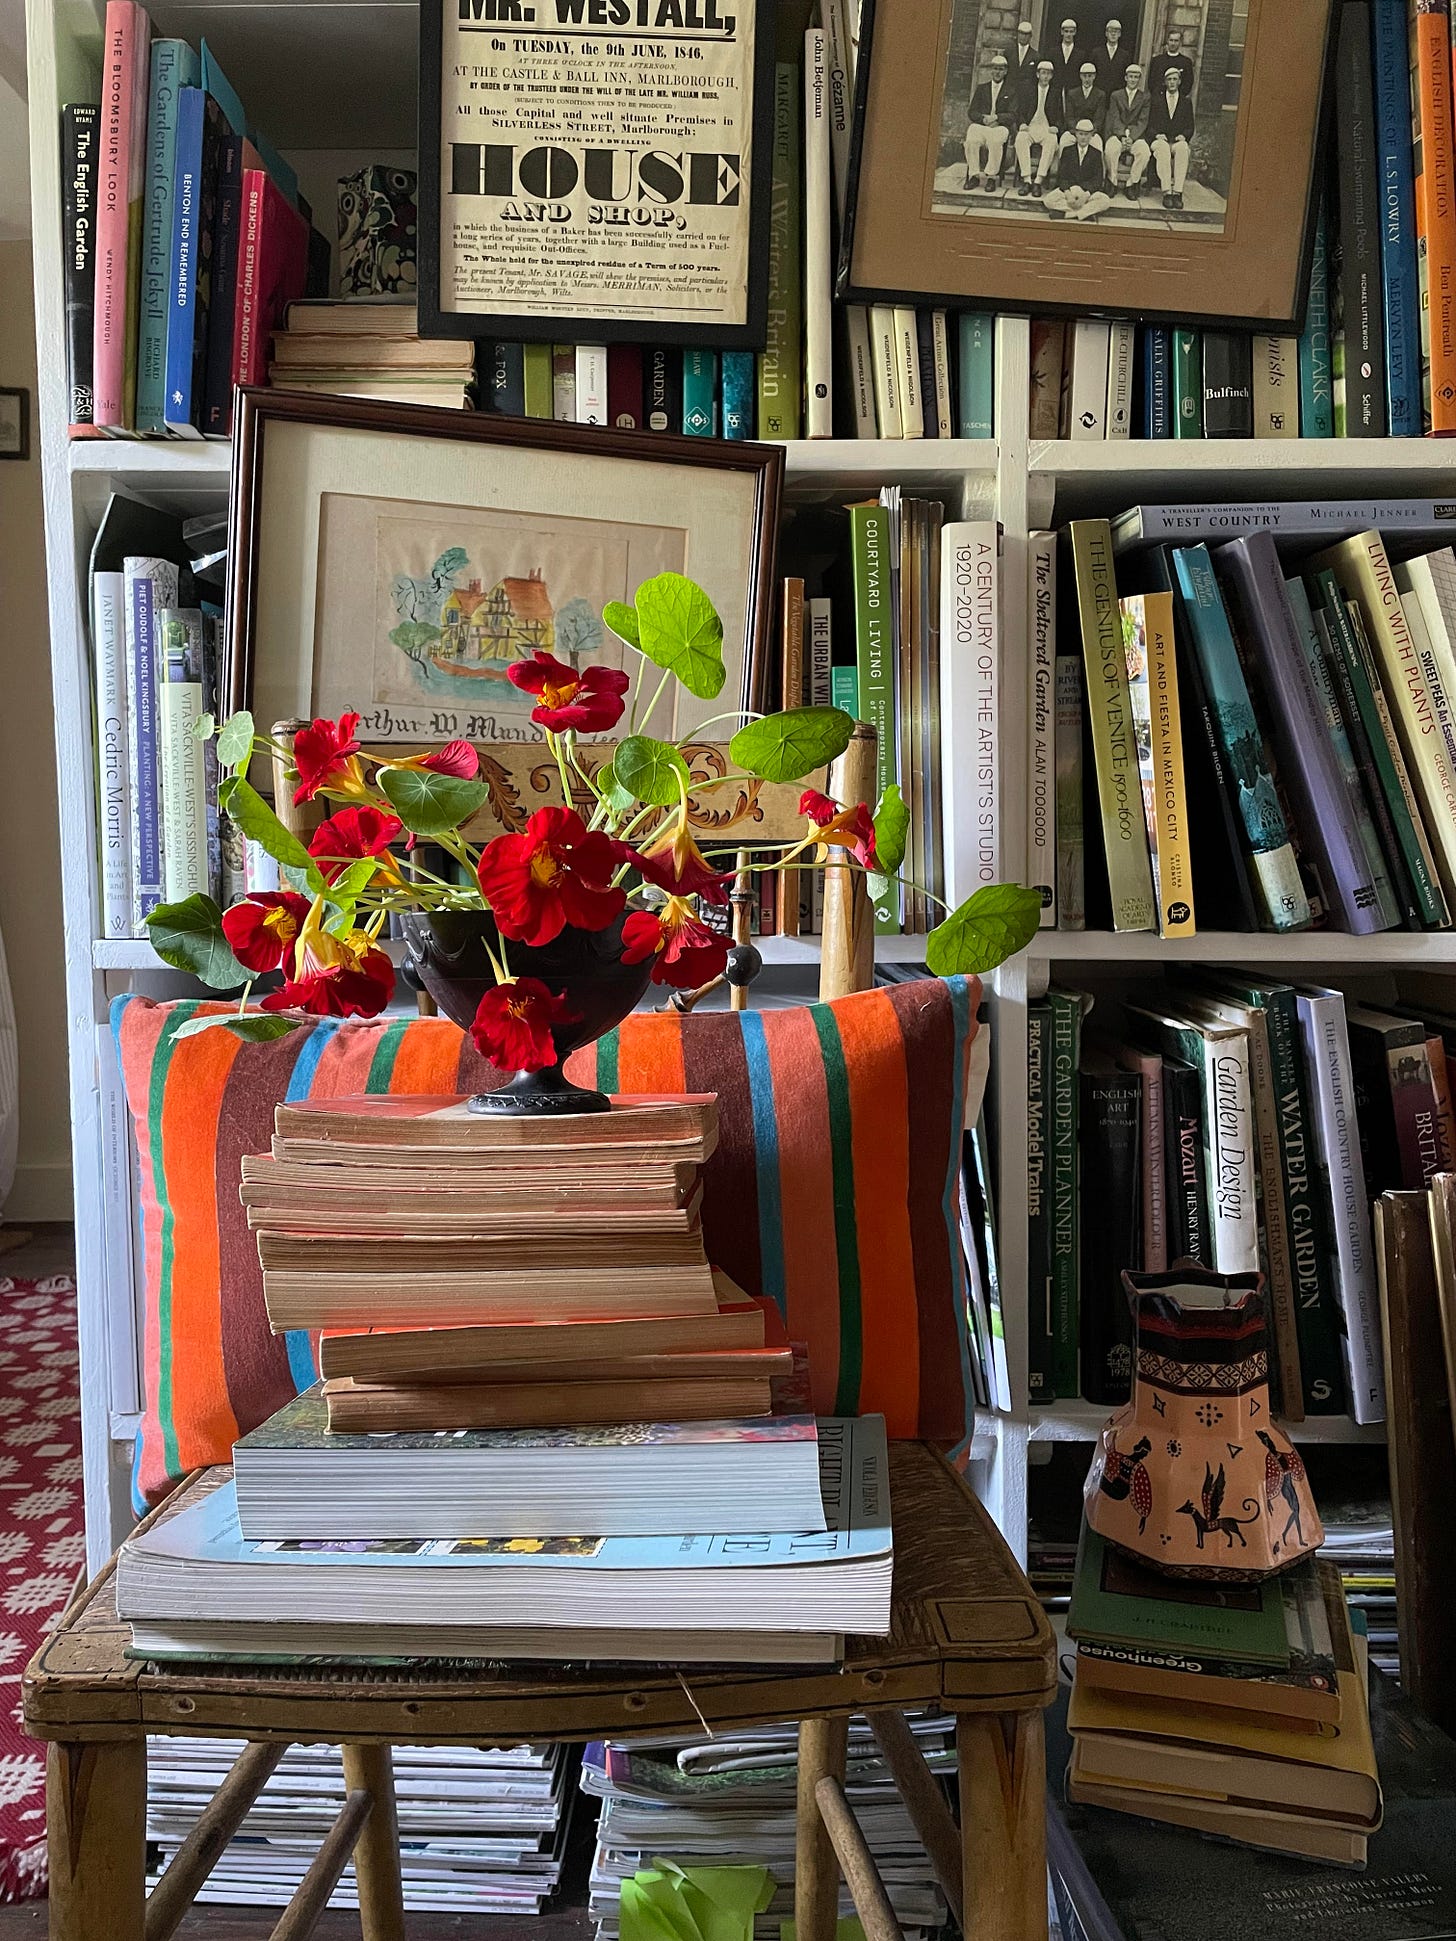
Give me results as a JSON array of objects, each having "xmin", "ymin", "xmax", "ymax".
[
  {"xmin": 1332, "ymin": 2, "xmax": 1388, "ymax": 437},
  {"xmin": 135, "ymin": 37, "xmax": 200, "ymax": 433},
  {"xmin": 61, "ymin": 103, "xmax": 99, "ymax": 430}
]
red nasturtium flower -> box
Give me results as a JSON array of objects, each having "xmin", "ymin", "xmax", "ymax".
[
  {"xmin": 220, "ymin": 891, "xmax": 312, "ymax": 974},
  {"xmin": 471, "ymin": 977, "xmax": 580, "ymax": 1072},
  {"xmin": 258, "ymin": 903, "xmax": 394, "ymax": 1018},
  {"xmin": 388, "ymin": 739, "xmax": 480, "ymax": 779},
  {"xmin": 291, "ymin": 712, "xmax": 368, "ymax": 806},
  {"xmin": 506, "ymin": 651, "xmax": 630, "ymax": 733},
  {"xmin": 621, "ymin": 900, "xmax": 730, "ymax": 988},
  {"xmin": 637, "ymin": 818, "xmax": 731, "ymax": 905},
  {"xmin": 307, "ymin": 805, "xmax": 405, "ymax": 886},
  {"xmin": 799, "ymin": 789, "xmax": 878, "ymax": 870},
  {"xmin": 476, "ymin": 804, "xmax": 627, "ymax": 947}
]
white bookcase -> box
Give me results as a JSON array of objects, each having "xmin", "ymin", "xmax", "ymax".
[{"xmin": 28, "ymin": 0, "xmax": 1414, "ymax": 1578}]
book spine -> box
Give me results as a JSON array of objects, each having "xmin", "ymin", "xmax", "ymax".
[
  {"xmin": 159, "ymin": 613, "xmax": 208, "ymax": 901},
  {"xmin": 1069, "ymin": 521, "xmax": 1155, "ymax": 931},
  {"xmin": 868, "ymin": 303, "xmax": 901, "ymax": 437},
  {"xmin": 199, "ymin": 127, "xmax": 242, "ymax": 435},
  {"xmin": 124, "ymin": 559, "xmax": 177, "ymax": 925},
  {"xmin": 1411, "ymin": 0, "xmax": 1456, "ymax": 432},
  {"xmin": 1068, "ymin": 320, "xmax": 1110, "ymax": 438},
  {"xmin": 136, "ymin": 39, "xmax": 196, "ymax": 433},
  {"xmin": 1028, "ymin": 531, "xmax": 1057, "ymax": 927},
  {"xmin": 94, "ymin": 1, "xmax": 142, "ymax": 429},
  {"xmin": 487, "ymin": 342, "xmax": 526, "ymax": 416},
  {"xmin": 1171, "ymin": 328, "xmax": 1203, "ymax": 436},
  {"xmin": 1170, "ymin": 544, "xmax": 1310, "ymax": 930},
  {"xmin": 1054, "ymin": 655, "xmax": 1085, "ymax": 929},
  {"xmin": 720, "ymin": 350, "xmax": 754, "ymax": 438},
  {"xmin": 1028, "ymin": 316, "xmax": 1065, "ymax": 440},
  {"xmin": 779, "ymin": 579, "xmax": 805, "ymax": 939},
  {"xmin": 957, "ymin": 312, "xmax": 994, "ymax": 437},
  {"xmin": 1297, "ymin": 197, "xmax": 1334, "ymax": 436},
  {"xmin": 1161, "ymin": 1057, "xmax": 1209, "ymax": 1267},
  {"xmin": 1049, "ymin": 990, "xmax": 1082, "ymax": 1398},
  {"xmin": 1104, "ymin": 320, "xmax": 1134, "ymax": 440},
  {"xmin": 758, "ymin": 61, "xmax": 803, "ymax": 441},
  {"xmin": 1239, "ymin": 1007, "xmax": 1303, "ymax": 1418},
  {"xmin": 803, "ymin": 31, "xmax": 833, "ymax": 439},
  {"xmin": 851, "ymin": 501, "xmax": 895, "ymax": 833},
  {"xmin": 681, "ymin": 351, "xmax": 718, "ymax": 435},
  {"xmin": 606, "ymin": 343, "xmax": 643, "ymax": 428},
  {"xmin": 1428, "ymin": 1034, "xmax": 1456, "ymax": 1165},
  {"xmin": 1120, "ymin": 596, "xmax": 1164, "ymax": 921},
  {"xmin": 1297, "ymin": 991, "xmax": 1385, "ymax": 1423},
  {"xmin": 1251, "ymin": 334, "xmax": 1298, "ymax": 437},
  {"xmin": 1334, "ymin": 2, "xmax": 1388, "ymax": 436},
  {"xmin": 522, "ymin": 342, "xmax": 553, "ymax": 418},
  {"xmin": 92, "ymin": 570, "xmax": 133, "ymax": 937},
  {"xmin": 62, "ymin": 103, "xmax": 99, "ymax": 430},
  {"xmin": 1200, "ymin": 1028, "xmax": 1258, "ymax": 1276},
  {"xmin": 1201, "ymin": 329, "xmax": 1253, "ymax": 437},
  {"xmin": 1372, "ymin": 0, "xmax": 1422, "ymax": 436},
  {"xmin": 930, "ymin": 310, "xmax": 955, "ymax": 437},
  {"xmin": 843, "ymin": 305, "xmax": 877, "ymax": 435},
  {"xmin": 941, "ymin": 522, "xmax": 999, "ymax": 899},
  {"xmin": 1143, "ymin": 591, "xmax": 1195, "ymax": 937},
  {"xmin": 232, "ymin": 169, "xmax": 266, "ymax": 388},
  {"xmin": 1027, "ymin": 1001, "xmax": 1054, "ymax": 1403},
  {"xmin": 575, "ymin": 345, "xmax": 607, "ymax": 424},
  {"xmin": 1215, "ymin": 535, "xmax": 1396, "ymax": 935},
  {"xmin": 807, "ymin": 598, "xmax": 833, "ymax": 708},
  {"xmin": 1385, "ymin": 1026, "xmax": 1441, "ymax": 1187},
  {"xmin": 915, "ymin": 312, "xmax": 938, "ymax": 439},
  {"xmin": 894, "ymin": 307, "xmax": 924, "ymax": 438},
  {"xmin": 1079, "ymin": 1065, "xmax": 1141, "ymax": 1405},
  {"xmin": 551, "ymin": 344, "xmax": 575, "ymax": 420},
  {"xmin": 643, "ymin": 347, "xmax": 678, "ymax": 432},
  {"xmin": 162, "ymin": 88, "xmax": 205, "ymax": 436},
  {"xmin": 1142, "ymin": 325, "xmax": 1171, "ymax": 437}
]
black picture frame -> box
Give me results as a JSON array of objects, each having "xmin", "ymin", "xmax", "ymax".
[
  {"xmin": 0, "ymin": 388, "xmax": 29, "ymax": 461},
  {"xmin": 417, "ymin": 0, "xmax": 776, "ymax": 348}
]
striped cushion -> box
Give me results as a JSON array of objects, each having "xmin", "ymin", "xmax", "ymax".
[{"xmin": 115, "ymin": 976, "xmax": 984, "ymax": 1507}]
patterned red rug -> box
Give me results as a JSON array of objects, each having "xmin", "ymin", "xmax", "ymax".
[{"xmin": 0, "ymin": 1274, "xmax": 82, "ymax": 1900}]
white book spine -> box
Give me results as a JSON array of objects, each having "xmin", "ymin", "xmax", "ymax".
[
  {"xmin": 1027, "ymin": 532, "xmax": 1057, "ymax": 926},
  {"xmin": 1296, "ymin": 989, "xmax": 1385, "ymax": 1423},
  {"xmin": 940, "ymin": 522, "xmax": 1000, "ymax": 902},
  {"xmin": 868, "ymin": 303, "xmax": 902, "ymax": 437},
  {"xmin": 1104, "ymin": 320, "xmax": 1134, "ymax": 439},
  {"xmin": 123, "ymin": 555, "xmax": 178, "ymax": 930},
  {"xmin": 1068, "ymin": 320, "xmax": 1110, "ymax": 439},
  {"xmin": 1396, "ymin": 558, "xmax": 1456, "ymax": 779},
  {"xmin": 845, "ymin": 305, "xmax": 877, "ymax": 434},
  {"xmin": 92, "ymin": 569, "xmax": 134, "ymax": 938},
  {"xmin": 244, "ymin": 840, "xmax": 282, "ymax": 895},
  {"xmin": 1252, "ymin": 333, "xmax": 1298, "ymax": 436},
  {"xmin": 930, "ymin": 310, "xmax": 954, "ymax": 437},
  {"xmin": 821, "ymin": 0, "xmax": 852, "ymax": 222},
  {"xmin": 893, "ymin": 305, "xmax": 924, "ymax": 437},
  {"xmin": 1398, "ymin": 591, "xmax": 1456, "ymax": 787},
  {"xmin": 574, "ymin": 346, "xmax": 607, "ymax": 425},
  {"xmin": 159, "ymin": 679, "xmax": 208, "ymax": 901},
  {"xmin": 1200, "ymin": 1028, "xmax": 1259, "ymax": 1277},
  {"xmin": 804, "ymin": 31, "xmax": 834, "ymax": 439}
]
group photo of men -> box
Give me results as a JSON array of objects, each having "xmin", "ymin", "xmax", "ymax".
[{"xmin": 934, "ymin": 4, "xmax": 1241, "ymax": 231}]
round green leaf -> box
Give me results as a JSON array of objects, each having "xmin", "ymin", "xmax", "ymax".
[
  {"xmin": 729, "ymin": 706, "xmax": 856, "ymax": 784},
  {"xmin": 216, "ymin": 710, "xmax": 255, "ymax": 770},
  {"xmin": 633, "ymin": 573, "xmax": 726, "ymax": 700},
  {"xmin": 873, "ymin": 783, "xmax": 909, "ymax": 875},
  {"xmin": 194, "ymin": 711, "xmax": 216, "ymax": 743},
  {"xmin": 595, "ymin": 758, "xmax": 637, "ymax": 820},
  {"xmin": 602, "ymin": 600, "xmax": 641, "ymax": 649},
  {"xmin": 378, "ymin": 765, "xmax": 489, "ymax": 836},
  {"xmin": 171, "ymin": 1013, "xmax": 302, "ymax": 1043},
  {"xmin": 146, "ymin": 895, "xmax": 247, "ymax": 989},
  {"xmin": 613, "ymin": 734, "xmax": 690, "ymax": 808},
  {"xmin": 925, "ymin": 884, "xmax": 1042, "ymax": 976},
  {"xmin": 224, "ymin": 777, "xmax": 327, "ymax": 892}
]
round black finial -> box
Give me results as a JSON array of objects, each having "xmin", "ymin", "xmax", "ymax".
[{"xmin": 725, "ymin": 943, "xmax": 763, "ymax": 988}]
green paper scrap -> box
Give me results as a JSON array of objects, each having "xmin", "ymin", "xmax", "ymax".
[{"xmin": 620, "ymin": 1858, "xmax": 776, "ymax": 1941}]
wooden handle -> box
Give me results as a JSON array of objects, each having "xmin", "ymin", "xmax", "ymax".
[
  {"xmin": 795, "ymin": 1715, "xmax": 850, "ymax": 1941},
  {"xmin": 145, "ymin": 1742, "xmax": 286, "ymax": 1941},
  {"xmin": 867, "ymin": 1710, "xmax": 964, "ymax": 1925},
  {"xmin": 819, "ymin": 723, "xmax": 877, "ymax": 1001},
  {"xmin": 813, "ymin": 1775, "xmax": 906, "ymax": 1941}
]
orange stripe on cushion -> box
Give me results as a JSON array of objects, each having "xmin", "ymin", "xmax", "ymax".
[
  {"xmin": 761, "ymin": 1004, "xmax": 841, "ymax": 1412},
  {"xmin": 612, "ymin": 1012, "xmax": 687, "ymax": 1095},
  {"xmin": 387, "ymin": 1019, "xmax": 469, "ymax": 1096}
]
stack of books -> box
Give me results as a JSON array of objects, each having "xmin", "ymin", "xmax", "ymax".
[
  {"xmin": 1064, "ymin": 1523, "xmax": 1382, "ymax": 1864},
  {"xmin": 267, "ymin": 299, "xmax": 477, "ymax": 409}
]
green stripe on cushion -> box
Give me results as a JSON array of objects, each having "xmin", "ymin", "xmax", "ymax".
[
  {"xmin": 595, "ymin": 1028, "xmax": 619, "ymax": 1095},
  {"xmin": 365, "ymin": 1018, "xmax": 409, "ymax": 1091},
  {"xmin": 811, "ymin": 999, "xmax": 861, "ymax": 1413}
]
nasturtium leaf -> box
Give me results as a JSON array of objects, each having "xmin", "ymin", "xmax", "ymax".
[
  {"xmin": 323, "ymin": 857, "xmax": 381, "ymax": 910},
  {"xmin": 729, "ymin": 706, "xmax": 855, "ymax": 784},
  {"xmin": 602, "ymin": 600, "xmax": 641, "ymax": 649},
  {"xmin": 145, "ymin": 895, "xmax": 247, "ymax": 989},
  {"xmin": 194, "ymin": 712, "xmax": 216, "ymax": 743},
  {"xmin": 170, "ymin": 1013, "xmax": 301, "ymax": 1043},
  {"xmin": 595, "ymin": 758, "xmax": 637, "ymax": 820},
  {"xmin": 613, "ymin": 734, "xmax": 690, "ymax": 808},
  {"xmin": 633, "ymin": 573, "xmax": 726, "ymax": 699},
  {"xmin": 377, "ymin": 765, "xmax": 489, "ymax": 836},
  {"xmin": 867, "ymin": 869, "xmax": 893, "ymax": 906},
  {"xmin": 925, "ymin": 884, "xmax": 1042, "ymax": 976},
  {"xmin": 224, "ymin": 778, "xmax": 327, "ymax": 892},
  {"xmin": 873, "ymin": 782, "xmax": 909, "ymax": 874},
  {"xmin": 216, "ymin": 710, "xmax": 255, "ymax": 770}
]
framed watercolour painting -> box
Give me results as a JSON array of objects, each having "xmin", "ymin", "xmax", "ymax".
[
  {"xmin": 225, "ymin": 390, "xmax": 782, "ymax": 745},
  {"xmin": 839, "ymin": 0, "xmax": 1334, "ymax": 328},
  {"xmin": 417, "ymin": 0, "xmax": 775, "ymax": 346}
]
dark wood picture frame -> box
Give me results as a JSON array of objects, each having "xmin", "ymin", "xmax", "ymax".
[
  {"xmin": 838, "ymin": 0, "xmax": 1335, "ymax": 330},
  {"xmin": 417, "ymin": 0, "xmax": 777, "ymax": 348},
  {"xmin": 0, "ymin": 387, "xmax": 29, "ymax": 460},
  {"xmin": 224, "ymin": 387, "xmax": 784, "ymax": 729}
]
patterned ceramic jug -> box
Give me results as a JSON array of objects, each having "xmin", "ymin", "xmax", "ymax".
[{"xmin": 1082, "ymin": 1267, "xmax": 1323, "ymax": 1582}]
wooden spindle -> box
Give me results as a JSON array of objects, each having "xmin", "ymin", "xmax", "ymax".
[{"xmin": 819, "ymin": 723, "xmax": 877, "ymax": 1000}]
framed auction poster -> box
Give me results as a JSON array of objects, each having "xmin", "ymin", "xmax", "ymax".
[{"xmin": 418, "ymin": 0, "xmax": 775, "ymax": 346}]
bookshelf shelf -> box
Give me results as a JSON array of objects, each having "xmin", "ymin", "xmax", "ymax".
[
  {"xmin": 94, "ymin": 933, "xmax": 934, "ymax": 971},
  {"xmin": 69, "ymin": 440, "xmax": 232, "ymax": 478},
  {"xmin": 1032, "ymin": 930, "xmax": 1456, "ymax": 965},
  {"xmin": 1026, "ymin": 1402, "xmax": 1386, "ymax": 1446}
]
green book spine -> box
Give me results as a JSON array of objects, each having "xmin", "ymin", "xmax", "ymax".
[
  {"xmin": 1069, "ymin": 1523, "xmax": 1290, "ymax": 1661},
  {"xmin": 522, "ymin": 343, "xmax": 553, "ymax": 418},
  {"xmin": 1048, "ymin": 989, "xmax": 1082, "ymax": 1398},
  {"xmin": 757, "ymin": 62, "xmax": 802, "ymax": 440},
  {"xmin": 1172, "ymin": 329, "xmax": 1203, "ymax": 437},
  {"xmin": 956, "ymin": 312, "xmax": 995, "ymax": 437},
  {"xmin": 830, "ymin": 665, "xmax": 858, "ymax": 713},
  {"xmin": 682, "ymin": 351, "xmax": 718, "ymax": 435},
  {"xmin": 1027, "ymin": 1001, "xmax": 1053, "ymax": 1404},
  {"xmin": 1068, "ymin": 521, "xmax": 1156, "ymax": 932},
  {"xmin": 849, "ymin": 501, "xmax": 897, "ymax": 928}
]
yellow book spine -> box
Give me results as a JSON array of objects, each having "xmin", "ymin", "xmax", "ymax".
[
  {"xmin": 1145, "ymin": 591, "xmax": 1196, "ymax": 938},
  {"xmin": 1073, "ymin": 520, "xmax": 1155, "ymax": 932}
]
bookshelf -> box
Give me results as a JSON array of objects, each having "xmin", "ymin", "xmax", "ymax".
[{"xmin": 26, "ymin": 1, "xmax": 1398, "ymax": 1578}]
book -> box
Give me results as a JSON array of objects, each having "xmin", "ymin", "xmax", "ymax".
[
  {"xmin": 61, "ymin": 103, "xmax": 100, "ymax": 433},
  {"xmin": 199, "ymin": 125, "xmax": 244, "ymax": 434},
  {"xmin": 322, "ymin": 1365, "xmax": 781, "ymax": 1433},
  {"xmin": 135, "ymin": 38, "xmax": 199, "ymax": 433},
  {"xmin": 1068, "ymin": 321, "xmax": 1110, "ymax": 439},
  {"xmin": 1114, "ymin": 1043, "xmax": 1166, "ymax": 1276},
  {"xmin": 643, "ymin": 347, "xmax": 678, "ymax": 433},
  {"xmin": 803, "ymin": 30, "xmax": 832, "ymax": 439},
  {"xmin": 1028, "ymin": 316, "xmax": 1065, "ymax": 439},
  {"xmin": 233, "ymin": 167, "xmax": 310, "ymax": 392},
  {"xmin": 273, "ymin": 1093, "xmax": 718, "ymax": 1154},
  {"xmin": 272, "ymin": 332, "xmax": 475, "ymax": 374},
  {"xmin": 1116, "ymin": 500, "xmax": 1456, "ymax": 548},
  {"xmin": 940, "ymin": 522, "xmax": 998, "ymax": 900},
  {"xmin": 1068, "ymin": 1520, "xmax": 1291, "ymax": 1663},
  {"xmin": 1332, "ymin": 2, "xmax": 1387, "ymax": 437},
  {"xmin": 850, "ymin": 499, "xmax": 895, "ymax": 920},
  {"xmin": 91, "ymin": 564, "xmax": 132, "ymax": 935},
  {"xmin": 123, "ymin": 554, "xmax": 179, "ymax": 925},
  {"xmin": 522, "ymin": 342, "xmax": 552, "ymax": 418},
  {"xmin": 574, "ymin": 345, "xmax": 607, "ymax": 425},
  {"xmin": 779, "ymin": 577, "xmax": 806, "ymax": 937},
  {"xmin": 486, "ymin": 341, "xmax": 525, "ymax": 415},
  {"xmin": 893, "ymin": 307, "xmax": 923, "ymax": 439},
  {"xmin": 93, "ymin": 0, "xmax": 149, "ymax": 430},
  {"xmin": 1170, "ymin": 328, "xmax": 1202, "ymax": 437},
  {"xmin": 681, "ymin": 351, "xmax": 717, "ymax": 436},
  {"xmin": 1297, "ymin": 196, "xmax": 1334, "ymax": 436},
  {"xmin": 1079, "ymin": 1050, "xmax": 1142, "ymax": 1406},
  {"xmin": 1370, "ymin": 0, "xmax": 1421, "ymax": 438},
  {"xmin": 957, "ymin": 312, "xmax": 994, "ymax": 438},
  {"xmin": 1120, "ymin": 591, "xmax": 1192, "ymax": 938},
  {"xmin": 1047, "ymin": 989, "xmax": 1084, "ymax": 1399},
  {"xmin": 607, "ymin": 343, "xmax": 642, "ymax": 429},
  {"xmin": 1067, "ymin": 521, "xmax": 1155, "ymax": 932},
  {"xmin": 841, "ymin": 304, "xmax": 876, "ymax": 435},
  {"xmin": 720, "ymin": 350, "xmax": 753, "ymax": 439},
  {"xmin": 1158, "ymin": 1054, "xmax": 1209, "ymax": 1270},
  {"xmin": 261, "ymin": 1268, "xmax": 721, "ymax": 1334},
  {"xmin": 929, "ymin": 310, "xmax": 954, "ymax": 436},
  {"xmin": 1409, "ymin": 0, "xmax": 1456, "ymax": 433},
  {"xmin": 229, "ymin": 1393, "xmax": 832, "ymax": 1542},
  {"xmin": 1141, "ymin": 325, "xmax": 1171, "ymax": 438},
  {"xmin": 158, "ymin": 608, "xmax": 208, "ymax": 901},
  {"xmin": 1027, "ymin": 999, "xmax": 1053, "ymax": 1405},
  {"xmin": 1028, "ymin": 532, "xmax": 1057, "ymax": 926},
  {"xmin": 1250, "ymin": 334, "xmax": 1297, "ymax": 438},
  {"xmin": 163, "ymin": 86, "xmax": 223, "ymax": 436},
  {"xmin": 1054, "ymin": 654, "xmax": 1085, "ymax": 927},
  {"xmin": 551, "ymin": 344, "xmax": 574, "ymax": 420},
  {"xmin": 1104, "ymin": 320, "xmax": 1133, "ymax": 440},
  {"xmin": 868, "ymin": 304, "xmax": 901, "ymax": 438},
  {"xmin": 1344, "ymin": 1005, "xmax": 1441, "ymax": 1194},
  {"xmin": 1200, "ymin": 330, "xmax": 1252, "ymax": 437},
  {"xmin": 758, "ymin": 62, "xmax": 802, "ymax": 441}
]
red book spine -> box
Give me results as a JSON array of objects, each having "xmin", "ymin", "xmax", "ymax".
[
  {"xmin": 1415, "ymin": 0, "xmax": 1456, "ymax": 431},
  {"xmin": 607, "ymin": 344, "xmax": 643, "ymax": 428},
  {"xmin": 233, "ymin": 170, "xmax": 310, "ymax": 389},
  {"xmin": 93, "ymin": 1, "xmax": 144, "ymax": 428}
]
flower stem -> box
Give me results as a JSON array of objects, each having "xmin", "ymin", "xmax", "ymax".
[{"xmin": 636, "ymin": 665, "xmax": 673, "ymax": 738}]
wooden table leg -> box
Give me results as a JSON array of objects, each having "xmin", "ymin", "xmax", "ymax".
[
  {"xmin": 47, "ymin": 1739, "xmax": 147, "ymax": 1941},
  {"xmin": 957, "ymin": 1711, "xmax": 1047, "ymax": 1941},
  {"xmin": 342, "ymin": 1743, "xmax": 405, "ymax": 1941},
  {"xmin": 795, "ymin": 1715, "xmax": 849, "ymax": 1941}
]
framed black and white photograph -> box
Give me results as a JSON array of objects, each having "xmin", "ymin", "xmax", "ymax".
[
  {"xmin": 840, "ymin": 0, "xmax": 1334, "ymax": 327},
  {"xmin": 416, "ymin": 0, "xmax": 776, "ymax": 347},
  {"xmin": 0, "ymin": 388, "xmax": 29, "ymax": 460}
]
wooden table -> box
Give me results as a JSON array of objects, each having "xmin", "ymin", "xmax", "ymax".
[{"xmin": 25, "ymin": 1442, "xmax": 1056, "ymax": 1941}]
